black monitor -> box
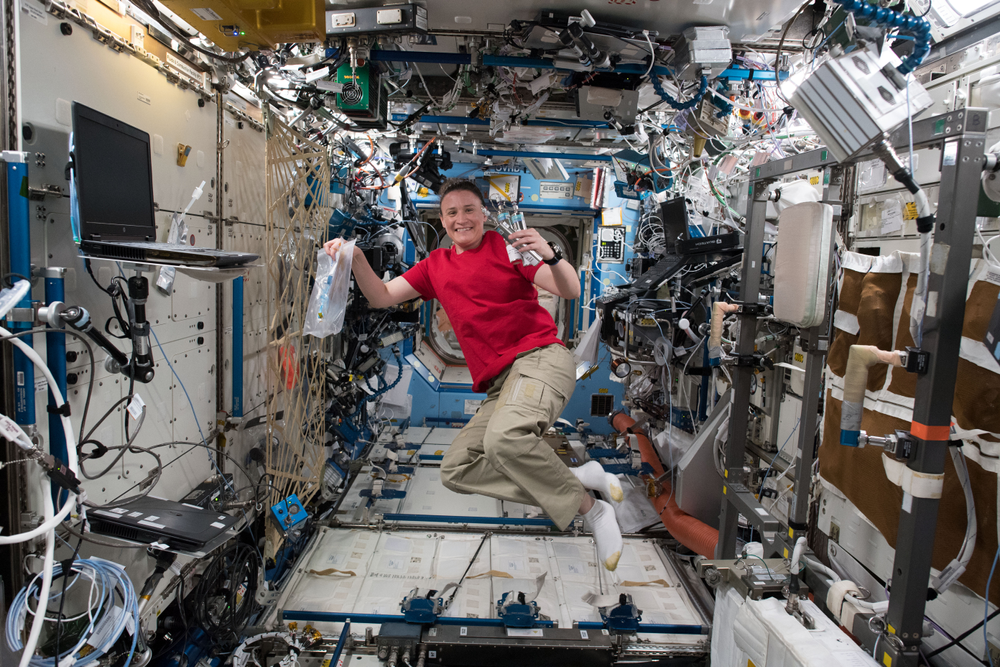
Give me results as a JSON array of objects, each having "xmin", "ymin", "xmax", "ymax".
[
  {"xmin": 660, "ymin": 196, "xmax": 689, "ymax": 254},
  {"xmin": 70, "ymin": 102, "xmax": 156, "ymax": 241}
]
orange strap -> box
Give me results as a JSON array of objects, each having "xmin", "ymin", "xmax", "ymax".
[{"xmin": 910, "ymin": 422, "xmax": 951, "ymax": 441}]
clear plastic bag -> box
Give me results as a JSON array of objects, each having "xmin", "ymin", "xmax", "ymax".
[{"xmin": 303, "ymin": 241, "xmax": 355, "ymax": 338}]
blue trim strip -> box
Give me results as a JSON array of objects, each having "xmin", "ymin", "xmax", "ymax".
[
  {"xmin": 331, "ymin": 622, "xmax": 350, "ymax": 664},
  {"xmin": 382, "ymin": 513, "xmax": 556, "ymax": 526},
  {"xmin": 418, "ymin": 454, "xmax": 444, "ymax": 461},
  {"xmin": 282, "ymin": 611, "xmax": 555, "ymax": 628},
  {"xmin": 7, "ymin": 162, "xmax": 34, "ymax": 426},
  {"xmin": 232, "ymin": 277, "xmax": 244, "ymax": 418},
  {"xmin": 576, "ymin": 621, "xmax": 707, "ymax": 635}
]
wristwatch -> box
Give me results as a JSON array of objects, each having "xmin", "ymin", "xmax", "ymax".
[{"xmin": 543, "ymin": 242, "xmax": 563, "ymax": 266}]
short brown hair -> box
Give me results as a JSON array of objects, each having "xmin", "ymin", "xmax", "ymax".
[{"xmin": 439, "ymin": 178, "xmax": 486, "ymax": 211}]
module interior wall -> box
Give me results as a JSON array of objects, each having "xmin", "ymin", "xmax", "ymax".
[{"xmin": 14, "ymin": 0, "xmax": 266, "ymax": 595}]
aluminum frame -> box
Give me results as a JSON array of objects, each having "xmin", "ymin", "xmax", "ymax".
[{"xmin": 714, "ymin": 107, "xmax": 990, "ymax": 667}]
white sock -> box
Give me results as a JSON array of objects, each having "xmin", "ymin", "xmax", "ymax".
[
  {"xmin": 582, "ymin": 499, "xmax": 623, "ymax": 571},
  {"xmin": 570, "ymin": 461, "xmax": 624, "ymax": 504}
]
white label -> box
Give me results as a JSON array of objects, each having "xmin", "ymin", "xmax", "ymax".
[
  {"xmin": 138, "ymin": 519, "xmax": 166, "ymax": 529},
  {"xmin": 460, "ymin": 627, "xmax": 469, "ymax": 636},
  {"xmin": 902, "ymin": 491, "xmax": 913, "ymax": 513},
  {"xmin": 21, "ymin": 0, "xmax": 47, "ymax": 25},
  {"xmin": 0, "ymin": 417, "xmax": 23, "ymax": 443},
  {"xmin": 580, "ymin": 630, "xmax": 589, "ymax": 639},
  {"xmin": 539, "ymin": 181, "xmax": 573, "ymax": 199},
  {"xmin": 880, "ymin": 201, "xmax": 903, "ymax": 234},
  {"xmin": 506, "ymin": 628, "xmax": 544, "ymax": 637},
  {"xmin": 315, "ymin": 80, "xmax": 344, "ymax": 93},
  {"xmin": 166, "ymin": 53, "xmax": 205, "ymax": 88},
  {"xmin": 211, "ymin": 521, "xmax": 225, "ymax": 528},
  {"xmin": 34, "ymin": 375, "xmax": 46, "ymax": 393},
  {"xmin": 128, "ymin": 511, "xmax": 143, "ymax": 518},
  {"xmin": 754, "ymin": 507, "xmax": 769, "ymax": 516},
  {"xmin": 428, "ymin": 651, "xmax": 437, "ymax": 659},
  {"xmin": 127, "ymin": 394, "xmax": 146, "ymax": 420},
  {"xmin": 16, "ymin": 371, "xmax": 24, "ymax": 387},
  {"xmin": 190, "ymin": 6, "xmax": 223, "ymax": 20},
  {"xmin": 137, "ymin": 92, "xmax": 151, "ymax": 105},
  {"xmin": 943, "ymin": 142, "xmax": 958, "ymax": 166},
  {"xmin": 464, "ymin": 399, "xmax": 482, "ymax": 415}
]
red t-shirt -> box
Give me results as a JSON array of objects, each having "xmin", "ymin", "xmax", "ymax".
[{"xmin": 402, "ymin": 230, "xmax": 564, "ymax": 392}]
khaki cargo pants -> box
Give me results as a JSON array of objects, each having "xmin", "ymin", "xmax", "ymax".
[{"xmin": 440, "ymin": 344, "xmax": 584, "ymax": 530}]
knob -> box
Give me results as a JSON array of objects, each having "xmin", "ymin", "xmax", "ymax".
[
  {"xmin": 66, "ymin": 351, "xmax": 78, "ymax": 363},
  {"xmin": 66, "ymin": 373, "xmax": 78, "ymax": 385},
  {"xmin": 197, "ymin": 321, "xmax": 205, "ymax": 330}
]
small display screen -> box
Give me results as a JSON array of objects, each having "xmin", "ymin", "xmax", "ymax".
[{"xmin": 72, "ymin": 103, "xmax": 156, "ymax": 241}]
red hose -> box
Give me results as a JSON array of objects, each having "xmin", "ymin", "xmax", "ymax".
[{"xmin": 612, "ymin": 412, "xmax": 719, "ymax": 558}]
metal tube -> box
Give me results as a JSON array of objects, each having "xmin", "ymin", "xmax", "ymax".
[
  {"xmin": 232, "ymin": 277, "xmax": 243, "ymax": 418},
  {"xmin": 715, "ymin": 180, "xmax": 768, "ymax": 558},
  {"xmin": 215, "ymin": 90, "xmax": 226, "ymax": 472},
  {"xmin": 7, "ymin": 160, "xmax": 34, "ymax": 429},
  {"xmin": 879, "ymin": 115, "xmax": 988, "ymax": 667},
  {"xmin": 43, "ymin": 267, "xmax": 67, "ymax": 504}
]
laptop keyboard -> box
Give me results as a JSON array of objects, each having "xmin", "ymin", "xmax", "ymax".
[{"xmin": 123, "ymin": 241, "xmax": 242, "ymax": 256}]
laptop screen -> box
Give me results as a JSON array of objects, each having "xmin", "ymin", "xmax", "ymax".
[
  {"xmin": 660, "ymin": 196, "xmax": 690, "ymax": 254},
  {"xmin": 71, "ymin": 103, "xmax": 156, "ymax": 241}
]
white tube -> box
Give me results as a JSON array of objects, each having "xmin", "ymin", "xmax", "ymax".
[
  {"xmin": 910, "ymin": 230, "xmax": 931, "ymax": 344},
  {"xmin": 0, "ymin": 327, "xmax": 79, "ymax": 543},
  {"xmin": 0, "ymin": 279, "xmax": 31, "ymax": 319},
  {"xmin": 803, "ymin": 555, "xmax": 841, "ymax": 582},
  {"xmin": 790, "ymin": 536, "xmax": 807, "ymax": 577},
  {"xmin": 840, "ymin": 345, "xmax": 904, "ymax": 445},
  {"xmin": 934, "ymin": 447, "xmax": 977, "ymax": 592},
  {"xmin": 19, "ymin": 472, "xmax": 55, "ymax": 667},
  {"xmin": 708, "ymin": 302, "xmax": 739, "ymax": 363}
]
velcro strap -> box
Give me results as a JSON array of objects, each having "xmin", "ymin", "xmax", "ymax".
[{"xmin": 47, "ymin": 403, "xmax": 71, "ymax": 417}]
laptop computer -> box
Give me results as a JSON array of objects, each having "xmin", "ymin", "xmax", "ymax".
[
  {"xmin": 70, "ymin": 102, "xmax": 259, "ymax": 268},
  {"xmin": 88, "ymin": 495, "xmax": 240, "ymax": 553}
]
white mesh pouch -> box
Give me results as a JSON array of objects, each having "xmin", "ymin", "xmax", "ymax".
[{"xmin": 773, "ymin": 202, "xmax": 834, "ymax": 327}]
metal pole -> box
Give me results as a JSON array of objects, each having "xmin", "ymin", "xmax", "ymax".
[
  {"xmin": 232, "ymin": 276, "xmax": 243, "ymax": 418},
  {"xmin": 0, "ymin": 0, "xmax": 25, "ymax": 607},
  {"xmin": 878, "ymin": 119, "xmax": 988, "ymax": 667},
  {"xmin": 43, "ymin": 267, "xmax": 67, "ymax": 505},
  {"xmin": 7, "ymin": 159, "xmax": 34, "ymax": 431},
  {"xmin": 716, "ymin": 179, "xmax": 769, "ymax": 558},
  {"xmin": 215, "ymin": 89, "xmax": 226, "ymax": 471}
]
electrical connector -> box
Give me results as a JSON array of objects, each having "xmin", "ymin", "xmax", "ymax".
[{"xmin": 41, "ymin": 454, "xmax": 81, "ymax": 494}]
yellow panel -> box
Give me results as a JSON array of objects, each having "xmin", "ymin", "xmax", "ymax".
[
  {"xmin": 159, "ymin": 0, "xmax": 324, "ymax": 50},
  {"xmin": 882, "ymin": 652, "xmax": 892, "ymax": 667},
  {"xmin": 887, "ymin": 624, "xmax": 895, "ymax": 635},
  {"xmin": 783, "ymin": 547, "xmax": 789, "ymax": 558},
  {"xmin": 748, "ymin": 661, "xmax": 757, "ymax": 667}
]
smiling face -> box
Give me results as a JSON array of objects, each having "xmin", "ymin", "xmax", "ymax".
[{"xmin": 440, "ymin": 189, "xmax": 487, "ymax": 253}]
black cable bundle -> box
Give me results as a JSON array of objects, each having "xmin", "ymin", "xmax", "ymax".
[{"xmin": 193, "ymin": 541, "xmax": 260, "ymax": 650}]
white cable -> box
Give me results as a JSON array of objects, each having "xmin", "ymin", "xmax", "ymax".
[
  {"xmin": 802, "ymin": 555, "xmax": 841, "ymax": 582},
  {"xmin": 18, "ymin": 474, "xmax": 54, "ymax": 667},
  {"xmin": 0, "ymin": 327, "xmax": 79, "ymax": 543},
  {"xmin": 933, "ymin": 446, "xmax": 977, "ymax": 592},
  {"xmin": 642, "ymin": 31, "xmax": 655, "ymax": 78}
]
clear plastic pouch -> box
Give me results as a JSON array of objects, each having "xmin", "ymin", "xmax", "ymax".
[{"xmin": 303, "ymin": 241, "xmax": 355, "ymax": 338}]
